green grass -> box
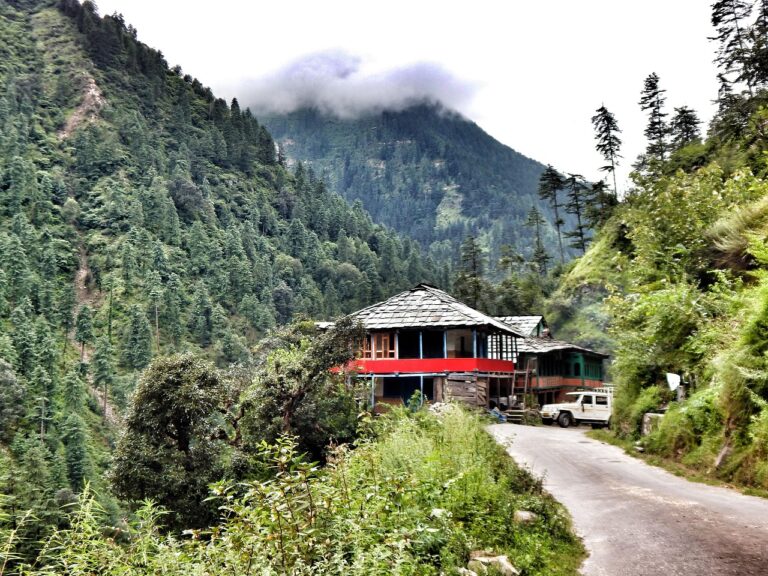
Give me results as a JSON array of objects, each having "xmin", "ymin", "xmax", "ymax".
[
  {"xmin": 9, "ymin": 406, "xmax": 585, "ymax": 575},
  {"xmin": 586, "ymin": 429, "xmax": 768, "ymax": 499}
]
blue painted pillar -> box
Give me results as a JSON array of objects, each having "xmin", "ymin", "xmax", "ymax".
[
  {"xmin": 394, "ymin": 331, "xmax": 399, "ymax": 359},
  {"xmin": 443, "ymin": 331, "xmax": 448, "ymax": 358},
  {"xmin": 419, "ymin": 331, "xmax": 423, "ymax": 359},
  {"xmin": 419, "ymin": 375, "xmax": 424, "ymax": 406},
  {"xmin": 370, "ymin": 375, "xmax": 375, "ymax": 407},
  {"xmin": 472, "ymin": 329, "xmax": 477, "ymax": 358}
]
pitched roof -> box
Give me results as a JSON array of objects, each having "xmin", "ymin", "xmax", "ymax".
[
  {"xmin": 495, "ymin": 315, "xmax": 545, "ymax": 337},
  {"xmin": 347, "ymin": 284, "xmax": 526, "ymax": 336},
  {"xmin": 517, "ymin": 336, "xmax": 609, "ymax": 358}
]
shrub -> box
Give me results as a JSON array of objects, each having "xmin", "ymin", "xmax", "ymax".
[{"xmin": 13, "ymin": 406, "xmax": 583, "ymax": 576}]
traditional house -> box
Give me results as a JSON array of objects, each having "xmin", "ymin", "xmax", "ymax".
[
  {"xmin": 332, "ymin": 283, "xmax": 609, "ymax": 410},
  {"xmin": 509, "ymin": 336, "xmax": 608, "ymax": 406},
  {"xmin": 345, "ymin": 284, "xmax": 525, "ymax": 408}
]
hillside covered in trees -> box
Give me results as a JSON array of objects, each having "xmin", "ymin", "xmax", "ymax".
[
  {"xmin": 544, "ymin": 0, "xmax": 768, "ymax": 491},
  {"xmin": 261, "ymin": 104, "xmax": 561, "ymax": 269},
  {"xmin": 0, "ymin": 0, "xmax": 450, "ymax": 555}
]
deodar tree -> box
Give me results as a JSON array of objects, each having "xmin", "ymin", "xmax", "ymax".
[
  {"xmin": 591, "ymin": 105, "xmax": 622, "ymax": 197},
  {"xmin": 537, "ymin": 165, "xmax": 566, "ymax": 263},
  {"xmin": 639, "ymin": 73, "xmax": 669, "ymax": 163}
]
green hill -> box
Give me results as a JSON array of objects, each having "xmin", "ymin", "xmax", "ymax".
[
  {"xmin": 261, "ymin": 104, "xmax": 562, "ymax": 269},
  {"xmin": 0, "ymin": 0, "xmax": 441, "ymax": 551}
]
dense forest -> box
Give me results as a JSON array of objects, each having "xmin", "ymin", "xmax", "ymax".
[
  {"xmin": 0, "ymin": 0, "xmax": 445, "ymax": 559},
  {"xmin": 4, "ymin": 0, "xmax": 768, "ymax": 572},
  {"xmin": 262, "ymin": 104, "xmax": 566, "ymax": 270}
]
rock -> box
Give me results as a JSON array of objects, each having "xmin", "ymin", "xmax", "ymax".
[
  {"xmin": 430, "ymin": 507, "xmax": 449, "ymax": 519},
  {"xmin": 469, "ymin": 550, "xmax": 497, "ymax": 559},
  {"xmin": 467, "ymin": 560, "xmax": 488, "ymax": 574},
  {"xmin": 468, "ymin": 553, "xmax": 519, "ymax": 576},
  {"xmin": 513, "ymin": 510, "xmax": 538, "ymax": 524},
  {"xmin": 714, "ymin": 439, "xmax": 733, "ymax": 470},
  {"xmin": 641, "ymin": 412, "xmax": 664, "ymax": 436},
  {"xmin": 457, "ymin": 569, "xmax": 478, "ymax": 576}
]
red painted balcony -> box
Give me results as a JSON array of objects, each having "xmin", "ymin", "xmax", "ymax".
[{"xmin": 349, "ymin": 357, "xmax": 516, "ymax": 375}]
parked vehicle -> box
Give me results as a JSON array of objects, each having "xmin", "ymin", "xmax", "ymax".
[{"xmin": 540, "ymin": 389, "xmax": 612, "ymax": 428}]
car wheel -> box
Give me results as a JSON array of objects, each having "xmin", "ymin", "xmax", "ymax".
[{"xmin": 557, "ymin": 412, "xmax": 572, "ymax": 428}]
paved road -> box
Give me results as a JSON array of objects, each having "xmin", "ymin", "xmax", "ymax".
[{"xmin": 489, "ymin": 424, "xmax": 768, "ymax": 576}]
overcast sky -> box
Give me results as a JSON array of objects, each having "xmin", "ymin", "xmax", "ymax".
[{"xmin": 96, "ymin": 0, "xmax": 718, "ymax": 189}]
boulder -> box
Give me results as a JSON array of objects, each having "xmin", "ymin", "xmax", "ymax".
[
  {"xmin": 467, "ymin": 552, "xmax": 519, "ymax": 576},
  {"xmin": 513, "ymin": 510, "xmax": 538, "ymax": 524}
]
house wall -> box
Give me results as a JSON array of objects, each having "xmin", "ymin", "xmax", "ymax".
[{"xmin": 442, "ymin": 374, "xmax": 488, "ymax": 407}]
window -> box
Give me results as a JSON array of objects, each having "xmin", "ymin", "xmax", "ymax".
[
  {"xmin": 581, "ymin": 395, "xmax": 593, "ymax": 405},
  {"xmin": 595, "ymin": 395, "xmax": 608, "ymax": 406},
  {"xmin": 373, "ymin": 332, "xmax": 395, "ymax": 359},
  {"xmin": 360, "ymin": 336, "xmax": 372, "ymax": 359}
]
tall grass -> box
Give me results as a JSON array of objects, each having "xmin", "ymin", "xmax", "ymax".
[{"xmin": 3, "ymin": 406, "xmax": 583, "ymax": 576}]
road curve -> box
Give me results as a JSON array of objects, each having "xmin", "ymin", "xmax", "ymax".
[{"xmin": 489, "ymin": 424, "xmax": 768, "ymax": 576}]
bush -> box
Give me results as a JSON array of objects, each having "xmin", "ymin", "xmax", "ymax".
[
  {"xmin": 15, "ymin": 406, "xmax": 584, "ymax": 575},
  {"xmin": 613, "ymin": 385, "xmax": 663, "ymax": 438},
  {"xmin": 644, "ymin": 387, "xmax": 722, "ymax": 460}
]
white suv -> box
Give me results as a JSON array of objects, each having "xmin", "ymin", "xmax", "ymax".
[{"xmin": 540, "ymin": 390, "xmax": 612, "ymax": 428}]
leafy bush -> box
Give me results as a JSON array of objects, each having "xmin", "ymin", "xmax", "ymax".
[
  {"xmin": 613, "ymin": 385, "xmax": 664, "ymax": 437},
  {"xmin": 644, "ymin": 387, "xmax": 722, "ymax": 460},
  {"xmin": 9, "ymin": 406, "xmax": 583, "ymax": 575}
]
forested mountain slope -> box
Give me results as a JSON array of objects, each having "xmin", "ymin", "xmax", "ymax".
[
  {"xmin": 262, "ymin": 105, "xmax": 558, "ymax": 268},
  {"xmin": 0, "ymin": 0, "xmax": 441, "ymax": 548}
]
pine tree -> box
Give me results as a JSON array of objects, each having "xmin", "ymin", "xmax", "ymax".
[
  {"xmin": 146, "ymin": 270, "xmax": 163, "ymax": 351},
  {"xmin": 0, "ymin": 359, "xmax": 25, "ymax": 441},
  {"xmin": 62, "ymin": 368, "xmax": 85, "ymax": 412},
  {"xmin": 92, "ymin": 336, "xmax": 114, "ymax": 416},
  {"xmin": 537, "ymin": 165, "xmax": 566, "ymax": 262},
  {"xmin": 584, "ymin": 180, "xmax": 617, "ymax": 229},
  {"xmin": 639, "ymin": 73, "xmax": 669, "ymax": 162},
  {"xmin": 189, "ymin": 282, "xmax": 213, "ymax": 347},
  {"xmin": 57, "ymin": 284, "xmax": 76, "ymax": 354},
  {"xmin": 711, "ymin": 0, "xmax": 754, "ymax": 94},
  {"xmin": 62, "ymin": 413, "xmax": 91, "ymax": 491},
  {"xmin": 563, "ymin": 174, "xmax": 591, "ymax": 255},
  {"xmin": 524, "ymin": 206, "xmax": 551, "ymax": 275},
  {"xmin": 74, "ymin": 305, "xmax": 93, "ymax": 362},
  {"xmin": 121, "ymin": 305, "xmax": 152, "ymax": 372},
  {"xmin": 669, "ymin": 106, "xmax": 702, "ymax": 150},
  {"xmin": 591, "ymin": 105, "xmax": 622, "ymax": 197},
  {"xmin": 749, "ymin": 0, "xmax": 768, "ymax": 85},
  {"xmin": 453, "ymin": 235, "xmax": 493, "ymax": 311}
]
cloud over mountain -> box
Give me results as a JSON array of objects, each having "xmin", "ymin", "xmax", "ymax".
[{"xmin": 236, "ymin": 51, "xmax": 475, "ymax": 118}]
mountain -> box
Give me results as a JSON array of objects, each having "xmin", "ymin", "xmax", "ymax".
[
  {"xmin": 261, "ymin": 104, "xmax": 559, "ymax": 270},
  {"xmin": 0, "ymin": 0, "xmax": 442, "ymax": 551}
]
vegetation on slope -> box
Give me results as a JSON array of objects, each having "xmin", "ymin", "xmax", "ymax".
[
  {"xmin": 262, "ymin": 104, "xmax": 562, "ymax": 269},
  {"xmin": 545, "ymin": 0, "xmax": 768, "ymax": 489},
  {"xmin": 0, "ymin": 0, "xmax": 442, "ymax": 556},
  {"xmin": 6, "ymin": 406, "xmax": 583, "ymax": 576}
]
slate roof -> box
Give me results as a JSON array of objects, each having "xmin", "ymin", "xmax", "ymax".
[
  {"xmin": 516, "ymin": 336, "xmax": 609, "ymax": 358},
  {"xmin": 495, "ymin": 315, "xmax": 545, "ymax": 337},
  {"xmin": 347, "ymin": 284, "xmax": 526, "ymax": 336}
]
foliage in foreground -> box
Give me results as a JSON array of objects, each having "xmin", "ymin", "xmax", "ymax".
[{"xmin": 3, "ymin": 407, "xmax": 583, "ymax": 576}]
